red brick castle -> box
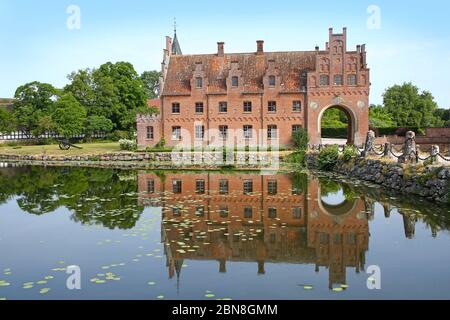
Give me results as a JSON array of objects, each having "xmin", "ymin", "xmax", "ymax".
[{"xmin": 137, "ymin": 27, "xmax": 370, "ymax": 148}]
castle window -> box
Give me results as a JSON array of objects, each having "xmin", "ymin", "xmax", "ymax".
[
  {"xmin": 348, "ymin": 74, "xmax": 357, "ymax": 86},
  {"xmin": 146, "ymin": 126, "xmax": 154, "ymax": 140},
  {"xmin": 268, "ymin": 75, "xmax": 276, "ymax": 87},
  {"xmin": 292, "ymin": 125, "xmax": 302, "ymax": 134},
  {"xmin": 147, "ymin": 179, "xmax": 155, "ymax": 194},
  {"xmin": 173, "ymin": 207, "xmax": 182, "ymax": 216},
  {"xmin": 243, "ymin": 125, "xmax": 253, "ymax": 139},
  {"xmin": 196, "ymin": 206, "xmax": 205, "ymax": 217},
  {"xmin": 268, "ymin": 180, "xmax": 277, "ymax": 195},
  {"xmin": 172, "ymin": 179, "xmax": 182, "ymax": 194},
  {"xmin": 219, "ymin": 125, "xmax": 228, "ymax": 140},
  {"xmin": 219, "ymin": 179, "xmax": 229, "ymax": 194},
  {"xmin": 195, "ymin": 125, "xmax": 205, "ymax": 140},
  {"xmin": 293, "ymin": 101, "xmax": 302, "ymax": 112},
  {"xmin": 334, "ymin": 75, "xmax": 343, "ymax": 86},
  {"xmin": 231, "ymin": 76, "xmax": 239, "ymax": 87},
  {"xmin": 195, "ymin": 102, "xmax": 204, "ymax": 114},
  {"xmin": 172, "ymin": 126, "xmax": 181, "ymax": 140},
  {"xmin": 243, "ymin": 101, "xmax": 252, "ymax": 113},
  {"xmin": 172, "ymin": 102, "xmax": 180, "ymax": 114},
  {"xmin": 268, "ymin": 101, "xmax": 277, "ymax": 113},
  {"xmin": 196, "ymin": 77, "xmax": 203, "ymax": 88},
  {"xmin": 244, "ymin": 206, "xmax": 253, "ymax": 219},
  {"xmin": 243, "ymin": 180, "xmax": 253, "ymax": 194},
  {"xmin": 267, "ymin": 125, "xmax": 278, "ymax": 139},
  {"xmin": 320, "ymin": 75, "xmax": 329, "ymax": 86},
  {"xmin": 196, "ymin": 179, "xmax": 205, "ymax": 194},
  {"xmin": 268, "ymin": 207, "xmax": 277, "ymax": 219},
  {"xmin": 220, "ymin": 206, "xmax": 229, "ymax": 218},
  {"xmin": 219, "ymin": 101, "xmax": 228, "ymax": 113},
  {"xmin": 292, "ymin": 207, "xmax": 302, "ymax": 219}
]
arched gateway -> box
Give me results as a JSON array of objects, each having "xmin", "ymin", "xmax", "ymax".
[{"xmin": 137, "ymin": 27, "xmax": 369, "ymax": 149}]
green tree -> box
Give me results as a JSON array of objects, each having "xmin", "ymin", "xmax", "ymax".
[
  {"xmin": 434, "ymin": 108, "xmax": 450, "ymax": 127},
  {"xmin": 64, "ymin": 69, "xmax": 96, "ymax": 113},
  {"xmin": 321, "ymin": 108, "xmax": 348, "ymax": 128},
  {"xmin": 85, "ymin": 115, "xmax": 114, "ymax": 136},
  {"xmin": 369, "ymin": 104, "xmax": 396, "ymax": 128},
  {"xmin": 13, "ymin": 81, "xmax": 58, "ymax": 136},
  {"xmin": 141, "ymin": 70, "xmax": 161, "ymax": 99},
  {"xmin": 52, "ymin": 93, "xmax": 87, "ymax": 137},
  {"xmin": 0, "ymin": 108, "xmax": 15, "ymax": 133},
  {"xmin": 383, "ymin": 83, "xmax": 442, "ymax": 129},
  {"xmin": 92, "ymin": 62, "xmax": 147, "ymax": 132}
]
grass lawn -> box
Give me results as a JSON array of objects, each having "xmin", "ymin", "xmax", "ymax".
[{"xmin": 0, "ymin": 142, "xmax": 121, "ymax": 156}]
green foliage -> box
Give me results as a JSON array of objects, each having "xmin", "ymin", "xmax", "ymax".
[
  {"xmin": 64, "ymin": 62, "xmax": 147, "ymax": 132},
  {"xmin": 321, "ymin": 128, "xmax": 348, "ymax": 138},
  {"xmin": 286, "ymin": 151, "xmax": 306, "ymax": 164},
  {"xmin": 0, "ymin": 108, "xmax": 16, "ymax": 133},
  {"xmin": 52, "ymin": 93, "xmax": 87, "ymax": 138},
  {"xmin": 321, "ymin": 108, "xmax": 348, "ymax": 128},
  {"xmin": 319, "ymin": 178, "xmax": 341, "ymax": 196},
  {"xmin": 141, "ymin": 71, "xmax": 161, "ymax": 99},
  {"xmin": 434, "ymin": 108, "xmax": 450, "ymax": 127},
  {"xmin": 13, "ymin": 81, "xmax": 58, "ymax": 136},
  {"xmin": 318, "ymin": 145, "xmax": 339, "ymax": 171},
  {"xmin": 85, "ymin": 115, "xmax": 114, "ymax": 136},
  {"xmin": 369, "ymin": 104, "xmax": 396, "ymax": 128},
  {"xmin": 105, "ymin": 130, "xmax": 131, "ymax": 142},
  {"xmin": 119, "ymin": 139, "xmax": 137, "ymax": 151},
  {"xmin": 155, "ymin": 137, "xmax": 166, "ymax": 149},
  {"xmin": 291, "ymin": 127, "xmax": 309, "ymax": 151},
  {"xmin": 342, "ymin": 145, "xmax": 358, "ymax": 162},
  {"xmin": 383, "ymin": 82, "xmax": 443, "ymax": 129}
]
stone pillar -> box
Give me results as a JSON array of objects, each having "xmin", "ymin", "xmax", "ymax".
[
  {"xmin": 431, "ymin": 145, "xmax": 440, "ymax": 164},
  {"xmin": 362, "ymin": 130, "xmax": 375, "ymax": 157},
  {"xmin": 398, "ymin": 131, "xmax": 417, "ymax": 164}
]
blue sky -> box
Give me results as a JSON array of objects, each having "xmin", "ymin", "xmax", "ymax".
[{"xmin": 1, "ymin": 0, "xmax": 449, "ymax": 107}]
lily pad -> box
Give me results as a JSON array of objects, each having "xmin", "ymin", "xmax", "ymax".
[
  {"xmin": 39, "ymin": 288, "xmax": 50, "ymax": 294},
  {"xmin": 332, "ymin": 288, "xmax": 344, "ymax": 292},
  {"xmin": 156, "ymin": 295, "xmax": 165, "ymax": 299},
  {"xmin": 205, "ymin": 293, "xmax": 215, "ymax": 298},
  {"xmin": 148, "ymin": 281, "xmax": 156, "ymax": 286},
  {"xmin": 303, "ymin": 285, "xmax": 313, "ymax": 290}
]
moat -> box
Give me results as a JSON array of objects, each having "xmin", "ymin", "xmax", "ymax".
[{"xmin": 1, "ymin": 165, "xmax": 450, "ymax": 300}]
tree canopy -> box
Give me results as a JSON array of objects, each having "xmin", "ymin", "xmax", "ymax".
[
  {"xmin": 383, "ymin": 82, "xmax": 443, "ymax": 129},
  {"xmin": 52, "ymin": 93, "xmax": 87, "ymax": 137},
  {"xmin": 140, "ymin": 70, "xmax": 161, "ymax": 99}
]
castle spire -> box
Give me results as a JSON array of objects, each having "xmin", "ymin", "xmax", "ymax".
[{"xmin": 171, "ymin": 17, "xmax": 182, "ymax": 55}]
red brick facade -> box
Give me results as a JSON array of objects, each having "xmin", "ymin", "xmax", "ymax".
[{"xmin": 137, "ymin": 28, "xmax": 370, "ymax": 148}]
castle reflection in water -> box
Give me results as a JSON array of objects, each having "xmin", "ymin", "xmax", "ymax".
[{"xmin": 137, "ymin": 172, "xmax": 375, "ymax": 289}]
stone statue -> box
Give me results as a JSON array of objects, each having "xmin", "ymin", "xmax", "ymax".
[
  {"xmin": 431, "ymin": 145, "xmax": 440, "ymax": 164},
  {"xmin": 399, "ymin": 131, "xmax": 417, "ymax": 164},
  {"xmin": 362, "ymin": 130, "xmax": 375, "ymax": 157}
]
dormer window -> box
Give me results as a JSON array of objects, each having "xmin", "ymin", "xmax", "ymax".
[
  {"xmin": 231, "ymin": 76, "xmax": 239, "ymax": 87},
  {"xmin": 334, "ymin": 75, "xmax": 343, "ymax": 86},
  {"xmin": 196, "ymin": 77, "xmax": 203, "ymax": 88},
  {"xmin": 268, "ymin": 75, "xmax": 276, "ymax": 87},
  {"xmin": 320, "ymin": 75, "xmax": 329, "ymax": 86}
]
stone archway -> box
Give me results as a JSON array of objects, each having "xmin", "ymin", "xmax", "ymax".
[{"xmin": 318, "ymin": 104, "xmax": 357, "ymax": 145}]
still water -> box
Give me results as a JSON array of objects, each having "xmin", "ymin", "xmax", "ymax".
[{"xmin": 0, "ymin": 165, "xmax": 450, "ymax": 300}]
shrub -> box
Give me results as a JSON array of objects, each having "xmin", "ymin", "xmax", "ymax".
[
  {"xmin": 155, "ymin": 137, "xmax": 166, "ymax": 149},
  {"xmin": 286, "ymin": 151, "xmax": 306, "ymax": 165},
  {"xmin": 318, "ymin": 145, "xmax": 339, "ymax": 171},
  {"xmin": 291, "ymin": 128, "xmax": 309, "ymax": 151},
  {"xmin": 106, "ymin": 130, "xmax": 131, "ymax": 142},
  {"xmin": 342, "ymin": 145, "xmax": 359, "ymax": 162},
  {"xmin": 119, "ymin": 139, "xmax": 137, "ymax": 151}
]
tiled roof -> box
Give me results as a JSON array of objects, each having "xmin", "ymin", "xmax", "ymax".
[
  {"xmin": 162, "ymin": 52, "xmax": 316, "ymax": 96},
  {"xmin": 147, "ymin": 98, "xmax": 161, "ymax": 108}
]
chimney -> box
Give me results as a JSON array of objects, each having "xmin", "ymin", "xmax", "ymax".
[
  {"xmin": 315, "ymin": 45, "xmax": 320, "ymax": 52},
  {"xmin": 343, "ymin": 27, "xmax": 347, "ymax": 37},
  {"xmin": 217, "ymin": 42, "xmax": 224, "ymax": 57},
  {"xmin": 166, "ymin": 36, "xmax": 172, "ymax": 54},
  {"xmin": 357, "ymin": 45, "xmax": 361, "ymax": 53},
  {"xmin": 256, "ymin": 40, "xmax": 264, "ymax": 55},
  {"xmin": 329, "ymin": 27, "xmax": 333, "ymax": 37}
]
